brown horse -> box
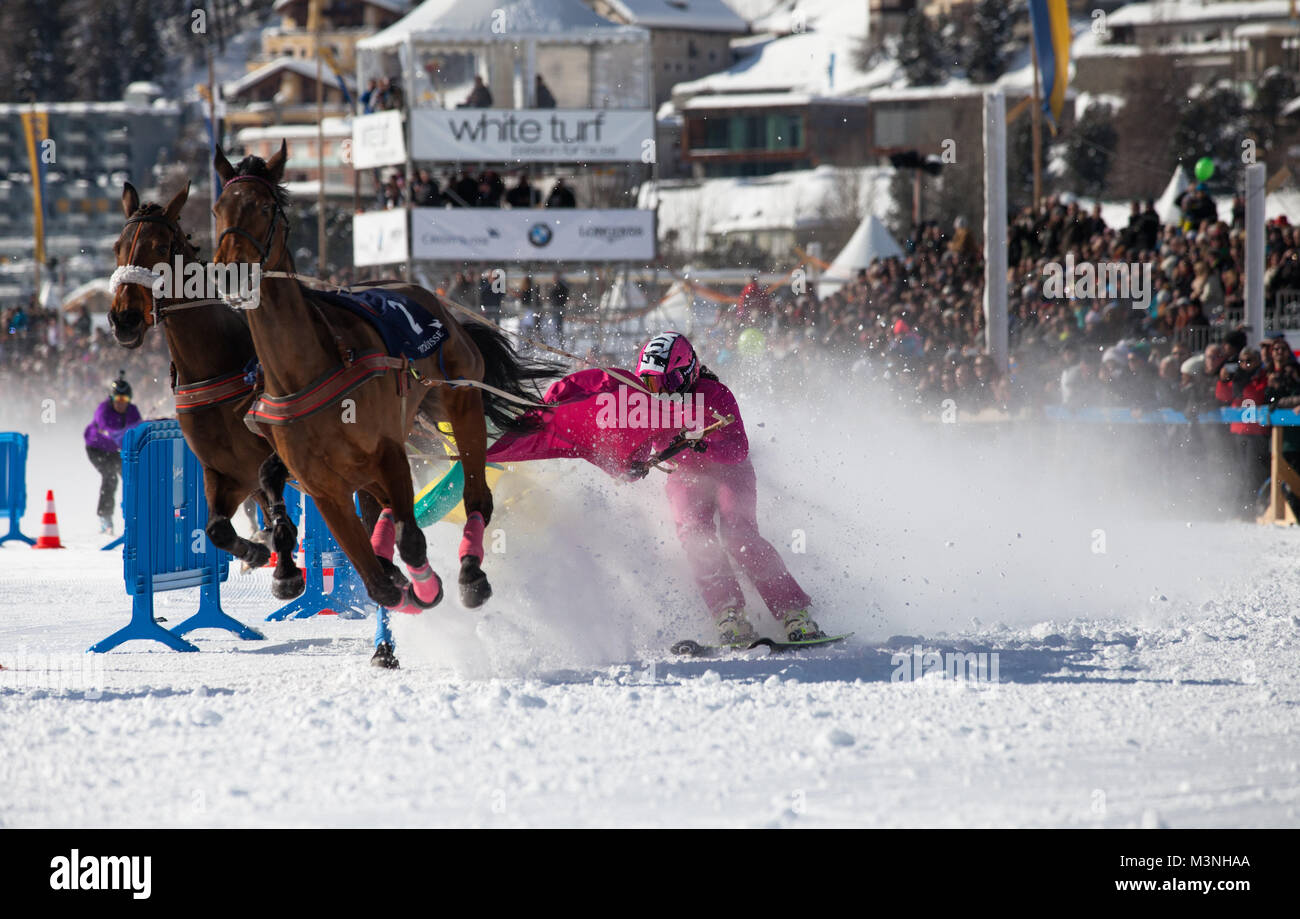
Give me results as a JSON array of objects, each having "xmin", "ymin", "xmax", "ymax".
[
  {"xmin": 108, "ymin": 181, "xmax": 305, "ymax": 599},
  {"xmin": 211, "ymin": 143, "xmax": 554, "ymax": 644}
]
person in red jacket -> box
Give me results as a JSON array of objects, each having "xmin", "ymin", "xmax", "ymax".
[
  {"xmin": 1216, "ymin": 347, "xmax": 1269, "ymax": 517},
  {"xmin": 733, "ymin": 275, "xmax": 769, "ymax": 328}
]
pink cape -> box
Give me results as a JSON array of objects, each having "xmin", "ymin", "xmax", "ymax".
[{"xmin": 486, "ymin": 367, "xmax": 749, "ymax": 476}]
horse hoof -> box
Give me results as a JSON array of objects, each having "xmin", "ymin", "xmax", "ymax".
[
  {"xmin": 272, "ymin": 572, "xmax": 305, "ymax": 600},
  {"xmin": 371, "ymin": 581, "xmax": 404, "ymax": 609},
  {"xmin": 244, "ymin": 542, "xmax": 272, "ymax": 570},
  {"xmin": 370, "ymin": 642, "xmax": 400, "ymax": 669},
  {"xmin": 378, "ymin": 555, "xmax": 409, "ymax": 588},
  {"xmin": 458, "ymin": 557, "xmax": 492, "ymax": 609}
]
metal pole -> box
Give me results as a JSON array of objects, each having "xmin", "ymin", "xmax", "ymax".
[
  {"xmin": 1030, "ymin": 41, "xmax": 1042, "ymax": 215},
  {"xmin": 405, "ymin": 34, "xmax": 416, "ymax": 283},
  {"xmin": 983, "ymin": 90, "xmax": 1008, "ymax": 374},
  {"xmin": 316, "ymin": 12, "xmax": 327, "ymax": 277},
  {"xmin": 208, "ymin": 42, "xmax": 217, "ymax": 249},
  {"xmin": 1245, "ymin": 162, "xmax": 1266, "ymax": 344}
]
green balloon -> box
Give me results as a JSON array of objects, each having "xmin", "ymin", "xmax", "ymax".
[
  {"xmin": 1194, "ymin": 157, "xmax": 1215, "ymax": 183},
  {"xmin": 737, "ymin": 328, "xmax": 765, "ymax": 357}
]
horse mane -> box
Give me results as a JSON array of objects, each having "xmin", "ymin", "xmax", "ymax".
[{"xmin": 232, "ymin": 155, "xmax": 290, "ymax": 210}]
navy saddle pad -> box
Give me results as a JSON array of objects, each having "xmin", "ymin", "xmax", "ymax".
[{"xmin": 313, "ymin": 288, "xmax": 449, "ymax": 361}]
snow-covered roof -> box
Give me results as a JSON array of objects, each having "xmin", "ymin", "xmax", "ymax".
[
  {"xmin": 1233, "ymin": 21, "xmax": 1300, "ymax": 39},
  {"xmin": 600, "ymin": 0, "xmax": 747, "ymax": 33},
  {"xmin": 672, "ymin": 29, "xmax": 868, "ymax": 98},
  {"xmin": 681, "ymin": 91, "xmax": 865, "ymax": 110},
  {"xmin": 224, "ymin": 57, "xmax": 356, "ymax": 98},
  {"xmin": 273, "ymin": 0, "xmax": 409, "ymax": 12},
  {"xmin": 750, "ymin": 0, "xmax": 869, "ymax": 38},
  {"xmin": 358, "ymin": 0, "xmax": 646, "ymax": 49},
  {"xmin": 1106, "ymin": 0, "xmax": 1294, "ymax": 28},
  {"xmin": 641, "ymin": 164, "xmax": 893, "ymax": 252},
  {"xmin": 236, "ymin": 118, "xmax": 353, "ymax": 143}
]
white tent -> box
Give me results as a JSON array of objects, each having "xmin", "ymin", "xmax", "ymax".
[
  {"xmin": 818, "ymin": 214, "xmax": 905, "ymax": 295},
  {"xmin": 357, "ymin": 0, "xmax": 650, "ymax": 109},
  {"xmin": 1155, "ymin": 166, "xmax": 1191, "ymax": 226}
]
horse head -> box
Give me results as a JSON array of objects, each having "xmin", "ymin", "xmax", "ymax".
[{"xmin": 109, "ymin": 181, "xmax": 190, "ymax": 348}]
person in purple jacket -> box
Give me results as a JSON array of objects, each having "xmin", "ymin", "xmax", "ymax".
[{"xmin": 84, "ymin": 372, "xmax": 142, "ymax": 533}]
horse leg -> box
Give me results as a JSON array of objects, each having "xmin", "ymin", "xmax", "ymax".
[
  {"xmin": 378, "ymin": 441, "xmax": 444, "ymax": 613},
  {"xmin": 444, "ymin": 387, "xmax": 493, "ymax": 608},
  {"xmin": 312, "ymin": 491, "xmax": 405, "ymax": 610},
  {"xmin": 203, "ymin": 469, "xmax": 271, "ymax": 569},
  {"xmin": 357, "ymin": 488, "xmax": 406, "ymax": 589},
  {"xmin": 258, "ymin": 453, "xmax": 304, "ymax": 600}
]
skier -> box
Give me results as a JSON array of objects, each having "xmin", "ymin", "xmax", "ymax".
[
  {"xmin": 84, "ymin": 372, "xmax": 143, "ymax": 533},
  {"xmin": 630, "ymin": 331, "xmax": 822, "ymax": 644},
  {"xmin": 487, "ymin": 331, "xmax": 823, "ymax": 645}
]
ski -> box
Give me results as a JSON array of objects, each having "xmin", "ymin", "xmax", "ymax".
[{"xmin": 670, "ymin": 633, "xmax": 854, "ymax": 657}]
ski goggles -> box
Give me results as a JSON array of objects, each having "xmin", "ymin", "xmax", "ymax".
[{"xmin": 640, "ymin": 369, "xmax": 686, "ymax": 394}]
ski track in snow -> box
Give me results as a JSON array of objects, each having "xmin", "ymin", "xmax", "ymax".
[{"xmin": 2, "ymin": 380, "xmax": 1299, "ymax": 827}]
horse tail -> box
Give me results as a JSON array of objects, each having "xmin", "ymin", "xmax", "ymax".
[{"xmin": 459, "ymin": 319, "xmax": 565, "ymax": 435}]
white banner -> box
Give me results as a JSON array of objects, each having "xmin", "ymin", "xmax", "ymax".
[
  {"xmin": 352, "ymin": 208, "xmax": 408, "ymax": 267},
  {"xmin": 351, "ymin": 110, "xmax": 407, "ymax": 169},
  {"xmin": 410, "ymin": 109, "xmax": 654, "ymax": 163},
  {"xmin": 410, "ymin": 209, "xmax": 655, "ymax": 262}
]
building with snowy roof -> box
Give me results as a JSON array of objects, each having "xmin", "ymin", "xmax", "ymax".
[{"xmin": 586, "ymin": 0, "xmax": 749, "ymax": 105}]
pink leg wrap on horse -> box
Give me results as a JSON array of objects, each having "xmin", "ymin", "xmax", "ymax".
[
  {"xmin": 407, "ymin": 561, "xmax": 442, "ymax": 605},
  {"xmin": 370, "ymin": 508, "xmax": 396, "ymax": 561},
  {"xmin": 459, "ymin": 511, "xmax": 486, "ymax": 562}
]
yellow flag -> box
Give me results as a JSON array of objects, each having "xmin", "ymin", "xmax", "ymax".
[{"xmin": 21, "ymin": 111, "xmax": 49, "ymax": 265}]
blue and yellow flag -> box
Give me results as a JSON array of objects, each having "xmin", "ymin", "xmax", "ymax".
[
  {"xmin": 1028, "ymin": 0, "xmax": 1070, "ymax": 132},
  {"xmin": 319, "ymin": 47, "xmax": 354, "ymax": 107},
  {"xmin": 20, "ymin": 111, "xmax": 50, "ymax": 264}
]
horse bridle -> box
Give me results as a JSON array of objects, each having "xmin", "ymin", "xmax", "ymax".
[
  {"xmin": 217, "ymin": 174, "xmax": 290, "ymax": 272},
  {"xmin": 110, "ymin": 211, "xmax": 197, "ymax": 326}
]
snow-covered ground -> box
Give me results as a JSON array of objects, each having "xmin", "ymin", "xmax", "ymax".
[{"xmin": 2, "ymin": 368, "xmax": 1299, "ymax": 828}]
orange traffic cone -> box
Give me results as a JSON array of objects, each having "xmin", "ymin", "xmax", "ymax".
[{"xmin": 34, "ymin": 490, "xmax": 65, "ymax": 549}]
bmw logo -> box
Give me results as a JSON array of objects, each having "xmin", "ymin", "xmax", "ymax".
[{"xmin": 528, "ymin": 224, "xmax": 553, "ymax": 247}]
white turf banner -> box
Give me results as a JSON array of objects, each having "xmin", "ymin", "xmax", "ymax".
[
  {"xmin": 352, "ymin": 208, "xmax": 409, "ymax": 267},
  {"xmin": 351, "ymin": 111, "xmax": 406, "ymax": 169},
  {"xmin": 410, "ymin": 109, "xmax": 654, "ymax": 163},
  {"xmin": 410, "ymin": 209, "xmax": 655, "ymax": 262}
]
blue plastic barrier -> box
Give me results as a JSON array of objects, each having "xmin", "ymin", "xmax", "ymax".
[
  {"xmin": 1045, "ymin": 406, "xmax": 1300, "ymax": 426},
  {"xmin": 0, "ymin": 432, "xmax": 35, "ymax": 546},
  {"xmin": 89, "ymin": 420, "xmax": 264, "ymax": 653},
  {"xmin": 265, "ymin": 489, "xmax": 391, "ymax": 649}
]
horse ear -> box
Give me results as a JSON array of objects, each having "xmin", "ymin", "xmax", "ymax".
[
  {"xmin": 214, "ymin": 145, "xmax": 236, "ymax": 183},
  {"xmin": 121, "ymin": 182, "xmax": 140, "ymax": 218},
  {"xmin": 163, "ymin": 182, "xmax": 190, "ymax": 223},
  {"xmin": 266, "ymin": 139, "xmax": 288, "ymax": 184}
]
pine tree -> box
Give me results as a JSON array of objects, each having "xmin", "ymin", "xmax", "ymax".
[
  {"xmin": 899, "ymin": 11, "xmax": 945, "ymax": 87},
  {"xmin": 1064, "ymin": 102, "xmax": 1118, "ymax": 199},
  {"xmin": 0, "ymin": 0, "xmax": 72, "ymax": 101},
  {"xmin": 1170, "ymin": 82, "xmax": 1246, "ymax": 188},
  {"xmin": 964, "ymin": 0, "xmax": 1012, "ymax": 84}
]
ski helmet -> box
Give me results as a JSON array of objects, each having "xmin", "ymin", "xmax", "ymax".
[
  {"xmin": 109, "ymin": 371, "xmax": 132, "ymax": 399},
  {"xmin": 637, "ymin": 331, "xmax": 699, "ymax": 394}
]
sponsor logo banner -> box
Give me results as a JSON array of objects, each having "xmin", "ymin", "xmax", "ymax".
[
  {"xmin": 410, "ymin": 209, "xmax": 655, "ymax": 262},
  {"xmin": 351, "ymin": 110, "xmax": 406, "ymax": 169},
  {"xmin": 353, "ymin": 208, "xmax": 409, "ymax": 266},
  {"xmin": 411, "ymin": 109, "xmax": 653, "ymax": 163}
]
